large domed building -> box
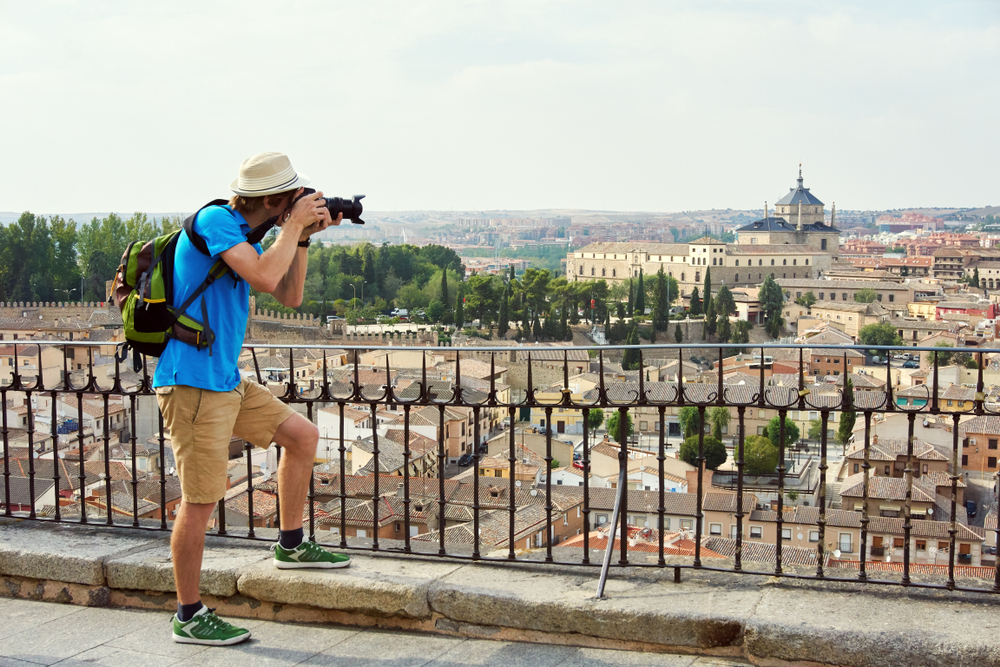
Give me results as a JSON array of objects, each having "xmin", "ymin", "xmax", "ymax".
[{"xmin": 735, "ymin": 167, "xmax": 840, "ymax": 258}]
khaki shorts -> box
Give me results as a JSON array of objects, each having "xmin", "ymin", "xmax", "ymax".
[{"xmin": 155, "ymin": 378, "xmax": 296, "ymax": 504}]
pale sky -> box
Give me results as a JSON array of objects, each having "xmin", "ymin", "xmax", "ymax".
[{"xmin": 1, "ymin": 1, "xmax": 997, "ymax": 215}]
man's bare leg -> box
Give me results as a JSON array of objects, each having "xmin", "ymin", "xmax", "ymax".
[
  {"xmin": 171, "ymin": 500, "xmax": 216, "ymax": 605},
  {"xmin": 272, "ymin": 412, "xmax": 320, "ymax": 530}
]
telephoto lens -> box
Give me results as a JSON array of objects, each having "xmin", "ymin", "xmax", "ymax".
[{"xmin": 299, "ymin": 188, "xmax": 365, "ymax": 224}]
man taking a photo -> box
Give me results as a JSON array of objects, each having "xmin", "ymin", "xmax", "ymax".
[{"xmin": 154, "ymin": 152, "xmax": 350, "ymax": 646}]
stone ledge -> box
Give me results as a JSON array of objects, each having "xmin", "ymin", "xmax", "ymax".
[{"xmin": 3, "ymin": 519, "xmax": 1000, "ymax": 667}]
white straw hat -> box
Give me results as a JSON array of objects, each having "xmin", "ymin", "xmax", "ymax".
[{"xmin": 230, "ymin": 152, "xmax": 310, "ymax": 197}]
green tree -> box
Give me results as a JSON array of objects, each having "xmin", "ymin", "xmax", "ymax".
[
  {"xmin": 767, "ymin": 415, "xmax": 800, "ymax": 449},
  {"xmin": 858, "ymin": 321, "xmax": 904, "ymax": 353},
  {"xmin": 708, "ymin": 406, "xmax": 730, "ymax": 441},
  {"xmin": 605, "ymin": 410, "xmax": 634, "ymax": 442},
  {"xmin": 689, "ymin": 286, "xmax": 702, "ymax": 317},
  {"xmin": 678, "ymin": 406, "xmax": 702, "ymax": 440},
  {"xmin": 587, "ymin": 408, "xmax": 605, "ymax": 442},
  {"xmin": 627, "ymin": 279, "xmax": 634, "ymax": 318},
  {"xmin": 744, "ymin": 435, "xmax": 779, "ymax": 475},
  {"xmin": 454, "ymin": 286, "xmax": 465, "ymax": 329},
  {"xmin": 972, "ymin": 266, "xmax": 980, "ymax": 287},
  {"xmin": 759, "ymin": 275, "xmax": 785, "ymax": 338},
  {"xmin": 440, "ymin": 268, "xmax": 449, "ymax": 308},
  {"xmin": 930, "ymin": 340, "xmax": 954, "ymax": 365},
  {"xmin": 703, "ymin": 267, "xmax": 713, "ymax": 321},
  {"xmin": 808, "ymin": 419, "xmax": 825, "ymax": 441},
  {"xmin": 795, "ymin": 291, "xmax": 817, "ymax": 308},
  {"xmin": 678, "ymin": 435, "xmax": 728, "ymax": 471},
  {"xmin": 622, "ymin": 324, "xmax": 641, "ymax": 370},
  {"xmin": 705, "ymin": 295, "xmax": 717, "ymax": 337},
  {"xmin": 635, "ymin": 270, "xmax": 645, "ymax": 316},
  {"xmin": 497, "ymin": 284, "xmax": 510, "ymax": 338},
  {"xmin": 854, "ymin": 288, "xmax": 877, "ymax": 303},
  {"xmin": 732, "ymin": 320, "xmax": 753, "ymax": 346},
  {"xmin": 837, "ymin": 376, "xmax": 856, "ymax": 449},
  {"xmin": 674, "ymin": 323, "xmax": 683, "ymax": 344}
]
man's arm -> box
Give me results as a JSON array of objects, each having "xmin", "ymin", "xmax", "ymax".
[
  {"xmin": 270, "ymin": 212, "xmax": 341, "ymax": 307},
  {"xmin": 220, "ymin": 192, "xmax": 331, "ymax": 304}
]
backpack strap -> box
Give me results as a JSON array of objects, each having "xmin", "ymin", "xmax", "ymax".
[{"xmin": 182, "ymin": 199, "xmax": 230, "ymax": 256}]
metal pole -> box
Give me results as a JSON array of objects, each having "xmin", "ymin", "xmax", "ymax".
[{"xmin": 596, "ymin": 462, "xmax": 628, "ymax": 599}]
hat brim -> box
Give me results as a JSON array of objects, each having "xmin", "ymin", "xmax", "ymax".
[{"xmin": 230, "ymin": 173, "xmax": 310, "ymax": 197}]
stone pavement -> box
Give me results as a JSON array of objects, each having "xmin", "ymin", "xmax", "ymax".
[{"xmin": 0, "ymin": 598, "xmax": 747, "ymax": 667}]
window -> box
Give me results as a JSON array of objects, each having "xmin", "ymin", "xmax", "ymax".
[
  {"xmin": 781, "ymin": 528, "xmax": 792, "ymax": 540},
  {"xmin": 821, "ymin": 239, "xmax": 827, "ymax": 251},
  {"xmin": 735, "ymin": 274, "xmax": 739, "ymax": 282},
  {"xmin": 806, "ymin": 259, "xmax": 809, "ymax": 265},
  {"xmin": 838, "ymin": 534, "xmax": 853, "ymax": 553},
  {"xmin": 771, "ymin": 259, "xmax": 775, "ymax": 266},
  {"xmin": 853, "ymin": 463, "xmax": 860, "ymax": 474},
  {"xmin": 681, "ymin": 519, "xmax": 693, "ymax": 530},
  {"xmin": 783, "ymin": 259, "xmax": 787, "ymax": 265},
  {"xmin": 591, "ymin": 267, "xmax": 595, "ymax": 276},
  {"xmin": 989, "ymin": 439, "xmax": 997, "ymax": 450},
  {"xmin": 916, "ymin": 540, "xmax": 926, "ymax": 551},
  {"xmin": 612, "ymin": 269, "xmax": 616, "ymax": 277},
  {"xmin": 601, "ymin": 268, "xmax": 606, "ymax": 276},
  {"xmin": 710, "ymin": 523, "xmax": 722, "ymax": 535},
  {"xmin": 793, "ymin": 259, "xmax": 797, "ymax": 265},
  {"xmin": 889, "ymin": 294, "xmax": 894, "ymax": 302},
  {"xmin": 357, "ymin": 529, "xmax": 368, "ymax": 539},
  {"xmin": 579, "ymin": 266, "xmax": 584, "ymax": 275},
  {"xmin": 750, "ymin": 525, "xmax": 763, "ymax": 538},
  {"xmin": 962, "ymin": 455, "xmax": 969, "ymax": 466},
  {"xmin": 735, "ymin": 260, "xmax": 740, "ymax": 266},
  {"xmin": 759, "ymin": 259, "xmax": 763, "ymax": 266},
  {"xmin": 990, "ymin": 457, "xmax": 997, "ymax": 469}
]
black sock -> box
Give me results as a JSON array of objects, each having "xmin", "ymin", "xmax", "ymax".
[
  {"xmin": 279, "ymin": 527, "xmax": 304, "ymax": 550},
  {"xmin": 177, "ymin": 600, "xmax": 203, "ymax": 622}
]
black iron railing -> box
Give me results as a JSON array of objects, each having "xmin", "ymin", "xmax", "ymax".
[{"xmin": 2, "ymin": 340, "xmax": 999, "ymax": 594}]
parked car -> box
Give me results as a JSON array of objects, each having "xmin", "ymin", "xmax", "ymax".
[
  {"xmin": 537, "ymin": 427, "xmax": 548, "ymax": 435},
  {"xmin": 966, "ymin": 499, "xmax": 978, "ymax": 518},
  {"xmin": 457, "ymin": 453, "xmax": 474, "ymax": 467},
  {"xmin": 902, "ymin": 360, "xmax": 919, "ymax": 369}
]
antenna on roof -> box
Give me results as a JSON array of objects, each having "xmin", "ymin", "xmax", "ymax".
[{"xmin": 763, "ymin": 201, "xmax": 768, "ymax": 221}]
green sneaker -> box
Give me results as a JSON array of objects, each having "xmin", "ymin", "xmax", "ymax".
[
  {"xmin": 272, "ymin": 539, "xmax": 352, "ymax": 569},
  {"xmin": 172, "ymin": 606, "xmax": 250, "ymax": 646}
]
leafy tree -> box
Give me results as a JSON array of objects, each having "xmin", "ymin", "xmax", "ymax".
[
  {"xmin": 858, "ymin": 321, "xmax": 904, "ymax": 354},
  {"xmin": 678, "ymin": 406, "xmax": 702, "ymax": 440},
  {"xmin": 587, "ymin": 408, "xmax": 605, "ymax": 442},
  {"xmin": 744, "ymin": 435, "xmax": 779, "ymax": 475},
  {"xmin": 605, "ymin": 410, "xmax": 634, "ymax": 442},
  {"xmin": 689, "ymin": 286, "xmax": 702, "ymax": 317},
  {"xmin": 795, "ymin": 291, "xmax": 816, "ymax": 308},
  {"xmin": 837, "ymin": 376, "xmax": 856, "ymax": 449},
  {"xmin": 635, "ymin": 270, "xmax": 645, "ymax": 316},
  {"xmin": 732, "ymin": 320, "xmax": 753, "ymax": 346},
  {"xmin": 930, "ymin": 340, "xmax": 954, "ymax": 365},
  {"xmin": 678, "ymin": 435, "xmax": 728, "ymax": 471},
  {"xmin": 759, "ymin": 275, "xmax": 785, "ymax": 338},
  {"xmin": 854, "ymin": 288, "xmax": 877, "ymax": 303},
  {"xmin": 708, "ymin": 406, "xmax": 730, "ymax": 441},
  {"xmin": 808, "ymin": 419, "xmax": 825, "ymax": 441},
  {"xmin": 674, "ymin": 323, "xmax": 683, "ymax": 344},
  {"xmin": 767, "ymin": 415, "xmax": 800, "ymax": 449}
]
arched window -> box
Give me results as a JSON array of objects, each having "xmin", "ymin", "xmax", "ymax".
[
  {"xmin": 806, "ymin": 259, "xmax": 809, "ymax": 265},
  {"xmin": 601, "ymin": 268, "xmax": 606, "ymax": 276},
  {"xmin": 735, "ymin": 274, "xmax": 739, "ymax": 282},
  {"xmin": 681, "ymin": 273, "xmax": 685, "ymax": 282},
  {"xmin": 792, "ymin": 259, "xmax": 797, "ymax": 265},
  {"xmin": 612, "ymin": 269, "xmax": 616, "ymax": 277},
  {"xmin": 735, "ymin": 260, "xmax": 740, "ymax": 266},
  {"xmin": 771, "ymin": 259, "xmax": 775, "ymax": 266},
  {"xmin": 695, "ymin": 272, "xmax": 700, "ymax": 282},
  {"xmin": 783, "ymin": 259, "xmax": 787, "ymax": 265},
  {"xmin": 579, "ymin": 266, "xmax": 584, "ymax": 275},
  {"xmin": 759, "ymin": 259, "xmax": 763, "ymax": 266},
  {"xmin": 591, "ymin": 267, "xmax": 595, "ymax": 276}
]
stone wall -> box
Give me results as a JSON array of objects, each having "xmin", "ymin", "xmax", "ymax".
[{"xmin": 0, "ymin": 302, "xmax": 107, "ymax": 322}]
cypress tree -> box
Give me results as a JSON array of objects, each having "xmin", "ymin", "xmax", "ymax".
[
  {"xmin": 703, "ymin": 267, "xmax": 713, "ymax": 318},
  {"xmin": 497, "ymin": 286, "xmax": 509, "ymax": 338},
  {"xmin": 441, "ymin": 269, "xmax": 449, "ymax": 308},
  {"xmin": 649, "ymin": 326, "xmax": 657, "ymax": 344},
  {"xmin": 561, "ymin": 306, "xmax": 570, "ymax": 340},
  {"xmin": 706, "ymin": 296, "xmax": 717, "ymax": 336},
  {"xmin": 627, "ymin": 279, "xmax": 634, "ymax": 317},
  {"xmin": 635, "ymin": 270, "xmax": 646, "ymax": 316},
  {"xmin": 674, "ymin": 323, "xmax": 683, "ymax": 344},
  {"xmin": 454, "ymin": 287, "xmax": 464, "ymax": 329},
  {"xmin": 532, "ymin": 313, "xmax": 542, "ymax": 339},
  {"xmin": 689, "ymin": 287, "xmax": 702, "ymax": 316}
]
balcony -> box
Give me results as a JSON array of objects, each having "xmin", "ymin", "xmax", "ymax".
[{"xmin": 870, "ymin": 546, "xmax": 886, "ymax": 558}]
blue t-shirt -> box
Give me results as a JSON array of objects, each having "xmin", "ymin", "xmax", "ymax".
[{"xmin": 152, "ymin": 205, "xmax": 261, "ymax": 392}]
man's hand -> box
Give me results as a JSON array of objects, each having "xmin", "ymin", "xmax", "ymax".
[
  {"xmin": 279, "ymin": 189, "xmax": 330, "ymax": 235},
  {"xmin": 300, "ymin": 210, "xmax": 342, "ymax": 241}
]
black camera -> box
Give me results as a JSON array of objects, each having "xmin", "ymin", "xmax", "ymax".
[{"xmin": 301, "ymin": 187, "xmax": 365, "ymax": 224}]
